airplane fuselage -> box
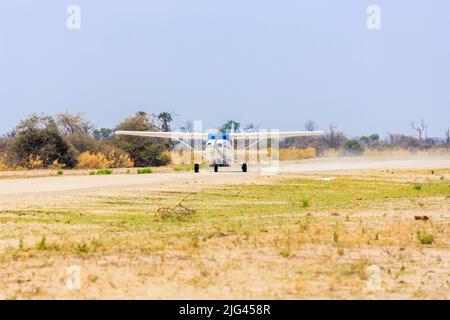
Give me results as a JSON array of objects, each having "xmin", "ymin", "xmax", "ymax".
[{"xmin": 205, "ymin": 138, "xmax": 233, "ymax": 167}]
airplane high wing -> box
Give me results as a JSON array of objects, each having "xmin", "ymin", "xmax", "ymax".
[
  {"xmin": 229, "ymin": 131, "xmax": 325, "ymax": 139},
  {"xmin": 114, "ymin": 129, "xmax": 325, "ymax": 173},
  {"xmin": 115, "ymin": 130, "xmax": 325, "ymax": 140},
  {"xmin": 114, "ymin": 131, "xmax": 208, "ymax": 139}
]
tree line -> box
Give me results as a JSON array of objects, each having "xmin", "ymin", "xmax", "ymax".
[
  {"xmin": 283, "ymin": 120, "xmax": 450, "ymax": 156},
  {"xmin": 0, "ymin": 114, "xmax": 448, "ymax": 170},
  {"xmin": 0, "ymin": 111, "xmax": 173, "ymax": 170}
]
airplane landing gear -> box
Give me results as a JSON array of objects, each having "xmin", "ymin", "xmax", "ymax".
[
  {"xmin": 194, "ymin": 163, "xmax": 199, "ymax": 173},
  {"xmin": 242, "ymin": 163, "xmax": 247, "ymax": 173},
  {"xmin": 214, "ymin": 164, "xmax": 219, "ymax": 172}
]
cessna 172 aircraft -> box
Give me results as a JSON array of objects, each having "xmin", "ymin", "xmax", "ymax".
[{"xmin": 115, "ymin": 129, "xmax": 324, "ymax": 173}]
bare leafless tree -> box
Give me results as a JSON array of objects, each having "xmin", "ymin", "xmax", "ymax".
[
  {"xmin": 411, "ymin": 119, "xmax": 427, "ymax": 141},
  {"xmin": 324, "ymin": 123, "xmax": 346, "ymax": 149},
  {"xmin": 445, "ymin": 128, "xmax": 450, "ymax": 146},
  {"xmin": 304, "ymin": 120, "xmax": 317, "ymax": 131},
  {"xmin": 329, "ymin": 123, "xmax": 337, "ymax": 137},
  {"xmin": 56, "ymin": 111, "xmax": 94, "ymax": 135}
]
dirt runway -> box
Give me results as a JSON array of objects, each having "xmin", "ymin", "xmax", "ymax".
[{"xmin": 0, "ymin": 156, "xmax": 449, "ymax": 198}]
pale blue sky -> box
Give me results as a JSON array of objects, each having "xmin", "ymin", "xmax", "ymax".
[{"xmin": 0, "ymin": 1, "xmax": 449, "ymax": 137}]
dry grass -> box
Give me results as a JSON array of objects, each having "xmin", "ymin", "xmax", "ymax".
[
  {"xmin": 0, "ymin": 154, "xmax": 7, "ymax": 171},
  {"xmin": 76, "ymin": 149, "xmax": 133, "ymax": 169},
  {"xmin": 279, "ymin": 147, "xmax": 316, "ymax": 160},
  {"xmin": 0, "ymin": 168, "xmax": 449, "ymax": 299}
]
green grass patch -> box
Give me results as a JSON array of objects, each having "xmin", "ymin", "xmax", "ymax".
[
  {"xmin": 417, "ymin": 231, "xmax": 434, "ymax": 245},
  {"xmin": 137, "ymin": 167, "xmax": 152, "ymax": 174},
  {"xmin": 90, "ymin": 169, "xmax": 113, "ymax": 175}
]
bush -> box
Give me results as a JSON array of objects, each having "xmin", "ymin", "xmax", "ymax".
[
  {"xmin": 0, "ymin": 153, "xmax": 7, "ymax": 171},
  {"xmin": 93, "ymin": 169, "xmax": 113, "ymax": 175},
  {"xmin": 26, "ymin": 155, "xmax": 44, "ymax": 169},
  {"xmin": 7, "ymin": 114, "xmax": 76, "ymax": 168},
  {"xmin": 37, "ymin": 236, "xmax": 47, "ymax": 250},
  {"xmin": 57, "ymin": 170, "xmax": 64, "ymax": 176},
  {"xmin": 113, "ymin": 113, "xmax": 170, "ymax": 167},
  {"xmin": 107, "ymin": 149, "xmax": 134, "ymax": 168},
  {"xmin": 49, "ymin": 159, "xmax": 65, "ymax": 170},
  {"xmin": 77, "ymin": 151, "xmax": 109, "ymax": 169},
  {"xmin": 66, "ymin": 132, "xmax": 101, "ymax": 154},
  {"xmin": 417, "ymin": 231, "xmax": 434, "ymax": 245},
  {"xmin": 137, "ymin": 167, "xmax": 152, "ymax": 174},
  {"xmin": 341, "ymin": 140, "xmax": 365, "ymax": 156},
  {"xmin": 76, "ymin": 149, "xmax": 134, "ymax": 169},
  {"xmin": 300, "ymin": 199, "xmax": 310, "ymax": 208}
]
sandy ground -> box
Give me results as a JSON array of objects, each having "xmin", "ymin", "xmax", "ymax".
[
  {"xmin": 0, "ymin": 156, "xmax": 449, "ymax": 299},
  {"xmin": 1, "ymin": 156, "xmax": 450, "ymax": 198}
]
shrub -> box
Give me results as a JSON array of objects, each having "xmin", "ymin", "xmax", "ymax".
[
  {"xmin": 76, "ymin": 149, "xmax": 134, "ymax": 169},
  {"xmin": 113, "ymin": 113, "xmax": 171, "ymax": 167},
  {"xmin": 107, "ymin": 148, "xmax": 134, "ymax": 168},
  {"xmin": 26, "ymin": 155, "xmax": 44, "ymax": 169},
  {"xmin": 279, "ymin": 147, "xmax": 316, "ymax": 160},
  {"xmin": 300, "ymin": 199, "xmax": 310, "ymax": 208},
  {"xmin": 76, "ymin": 242, "xmax": 88, "ymax": 254},
  {"xmin": 8, "ymin": 114, "xmax": 76, "ymax": 168},
  {"xmin": 417, "ymin": 231, "xmax": 434, "ymax": 245},
  {"xmin": 137, "ymin": 167, "xmax": 152, "ymax": 174},
  {"xmin": 0, "ymin": 153, "xmax": 7, "ymax": 171},
  {"xmin": 66, "ymin": 132, "xmax": 101, "ymax": 154},
  {"xmin": 37, "ymin": 236, "xmax": 47, "ymax": 250},
  {"xmin": 77, "ymin": 151, "xmax": 110, "ymax": 169},
  {"xmin": 341, "ymin": 140, "xmax": 365, "ymax": 156},
  {"xmin": 49, "ymin": 159, "xmax": 65, "ymax": 170},
  {"xmin": 57, "ymin": 169, "xmax": 64, "ymax": 176}
]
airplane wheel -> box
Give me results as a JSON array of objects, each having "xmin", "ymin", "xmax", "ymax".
[
  {"xmin": 214, "ymin": 164, "xmax": 219, "ymax": 172},
  {"xmin": 242, "ymin": 163, "xmax": 247, "ymax": 173},
  {"xmin": 194, "ymin": 163, "xmax": 199, "ymax": 173}
]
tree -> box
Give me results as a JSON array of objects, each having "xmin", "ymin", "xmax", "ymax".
[
  {"xmin": 113, "ymin": 113, "xmax": 169, "ymax": 167},
  {"xmin": 243, "ymin": 123, "xmax": 259, "ymax": 132},
  {"xmin": 7, "ymin": 114, "xmax": 76, "ymax": 168},
  {"xmin": 342, "ymin": 139, "xmax": 365, "ymax": 156},
  {"xmin": 445, "ymin": 129, "xmax": 450, "ymax": 146},
  {"xmin": 324, "ymin": 124, "xmax": 346, "ymax": 149},
  {"xmin": 220, "ymin": 120, "xmax": 240, "ymax": 132},
  {"xmin": 0, "ymin": 135, "xmax": 9, "ymax": 154},
  {"xmin": 136, "ymin": 111, "xmax": 147, "ymax": 117},
  {"xmin": 55, "ymin": 112, "xmax": 102, "ymax": 154},
  {"xmin": 154, "ymin": 112, "xmax": 174, "ymax": 132},
  {"xmin": 180, "ymin": 121, "xmax": 194, "ymax": 132},
  {"xmin": 360, "ymin": 134, "xmax": 380, "ymax": 145},
  {"xmin": 304, "ymin": 120, "xmax": 317, "ymax": 131},
  {"xmin": 93, "ymin": 128, "xmax": 113, "ymax": 140},
  {"xmin": 56, "ymin": 111, "xmax": 94, "ymax": 135},
  {"xmin": 411, "ymin": 119, "xmax": 427, "ymax": 141}
]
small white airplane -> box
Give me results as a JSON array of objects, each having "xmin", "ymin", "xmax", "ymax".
[{"xmin": 115, "ymin": 129, "xmax": 324, "ymax": 172}]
